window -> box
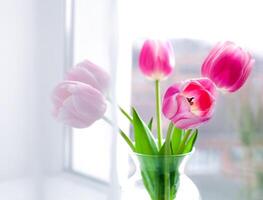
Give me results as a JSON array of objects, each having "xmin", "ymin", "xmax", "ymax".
[
  {"xmin": 65, "ymin": 0, "xmax": 112, "ymax": 183},
  {"xmin": 65, "ymin": 0, "xmax": 129, "ymax": 191}
]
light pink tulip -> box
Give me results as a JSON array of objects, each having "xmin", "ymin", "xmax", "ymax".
[
  {"xmin": 139, "ymin": 39, "xmax": 175, "ymax": 80},
  {"xmin": 52, "ymin": 81, "xmax": 107, "ymax": 128},
  {"xmin": 162, "ymin": 78, "xmax": 216, "ymax": 129},
  {"xmin": 202, "ymin": 41, "xmax": 254, "ymax": 92},
  {"xmin": 66, "ymin": 60, "xmax": 110, "ymax": 94}
]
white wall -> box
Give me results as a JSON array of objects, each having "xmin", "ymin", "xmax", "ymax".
[
  {"xmin": 34, "ymin": 0, "xmax": 65, "ymax": 174},
  {"xmin": 0, "ymin": 0, "xmax": 65, "ymax": 198}
]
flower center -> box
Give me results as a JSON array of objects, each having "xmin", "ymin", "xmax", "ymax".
[{"xmin": 186, "ymin": 97, "xmax": 194, "ymax": 105}]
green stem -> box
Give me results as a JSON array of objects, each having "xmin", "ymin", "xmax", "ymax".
[
  {"xmin": 155, "ymin": 80, "xmax": 163, "ymax": 149},
  {"xmin": 164, "ymin": 124, "xmax": 173, "ymax": 200},
  {"xmin": 164, "ymin": 170, "xmax": 170, "ymax": 200}
]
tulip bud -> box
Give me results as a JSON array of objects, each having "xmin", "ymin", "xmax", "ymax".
[
  {"xmin": 162, "ymin": 78, "xmax": 216, "ymax": 129},
  {"xmin": 52, "ymin": 81, "xmax": 107, "ymax": 128},
  {"xmin": 202, "ymin": 41, "xmax": 254, "ymax": 92},
  {"xmin": 66, "ymin": 60, "xmax": 110, "ymax": 94},
  {"xmin": 139, "ymin": 39, "xmax": 175, "ymax": 80}
]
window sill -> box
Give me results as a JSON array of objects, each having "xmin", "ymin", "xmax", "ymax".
[{"xmin": 0, "ymin": 172, "xmax": 109, "ymax": 200}]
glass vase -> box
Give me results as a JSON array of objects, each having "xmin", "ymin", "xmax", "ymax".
[{"xmin": 122, "ymin": 150, "xmax": 201, "ymax": 200}]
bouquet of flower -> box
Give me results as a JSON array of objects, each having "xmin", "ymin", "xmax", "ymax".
[{"xmin": 52, "ymin": 40, "xmax": 254, "ymax": 200}]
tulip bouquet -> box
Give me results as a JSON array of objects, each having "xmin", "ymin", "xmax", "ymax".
[{"xmin": 52, "ymin": 40, "xmax": 254, "ymax": 200}]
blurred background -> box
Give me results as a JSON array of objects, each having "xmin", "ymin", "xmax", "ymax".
[{"xmin": 0, "ymin": 0, "xmax": 262, "ymax": 200}]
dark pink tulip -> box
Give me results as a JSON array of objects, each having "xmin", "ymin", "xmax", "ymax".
[
  {"xmin": 202, "ymin": 41, "xmax": 254, "ymax": 92},
  {"xmin": 162, "ymin": 78, "xmax": 217, "ymax": 129},
  {"xmin": 139, "ymin": 39, "xmax": 175, "ymax": 80},
  {"xmin": 66, "ymin": 60, "xmax": 110, "ymax": 94},
  {"xmin": 52, "ymin": 81, "xmax": 107, "ymax": 128}
]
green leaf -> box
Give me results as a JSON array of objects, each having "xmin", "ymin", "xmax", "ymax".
[
  {"xmin": 148, "ymin": 117, "xmax": 153, "ymax": 131},
  {"xmin": 119, "ymin": 106, "xmax": 133, "ymax": 123},
  {"xmin": 141, "ymin": 170, "xmax": 155, "ymax": 199},
  {"xmin": 119, "ymin": 129, "xmax": 135, "ymax": 152},
  {"xmin": 132, "ymin": 108, "xmax": 158, "ymax": 154},
  {"xmin": 159, "ymin": 122, "xmax": 174, "ymax": 155},
  {"xmin": 176, "ymin": 129, "xmax": 192, "ymax": 154},
  {"xmin": 183, "ymin": 129, "xmax": 198, "ymax": 153},
  {"xmin": 171, "ymin": 127, "xmax": 184, "ymax": 154}
]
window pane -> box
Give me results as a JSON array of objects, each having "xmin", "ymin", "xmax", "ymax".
[
  {"xmin": 72, "ymin": 121, "xmax": 112, "ymax": 181},
  {"xmin": 71, "ymin": 0, "xmax": 115, "ymax": 182}
]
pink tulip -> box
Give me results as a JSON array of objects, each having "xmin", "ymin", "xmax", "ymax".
[
  {"xmin": 202, "ymin": 41, "xmax": 254, "ymax": 92},
  {"xmin": 139, "ymin": 39, "xmax": 175, "ymax": 80},
  {"xmin": 52, "ymin": 81, "xmax": 107, "ymax": 128},
  {"xmin": 162, "ymin": 78, "xmax": 217, "ymax": 129},
  {"xmin": 66, "ymin": 60, "xmax": 110, "ymax": 94}
]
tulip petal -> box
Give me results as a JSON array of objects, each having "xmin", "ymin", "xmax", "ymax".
[
  {"xmin": 52, "ymin": 82, "xmax": 72, "ymax": 107},
  {"xmin": 66, "ymin": 67, "xmax": 99, "ymax": 92},
  {"xmin": 51, "ymin": 81, "xmax": 107, "ymax": 128},
  {"xmin": 169, "ymin": 94, "xmax": 193, "ymax": 122},
  {"xmin": 162, "ymin": 78, "xmax": 216, "ymax": 129},
  {"xmin": 163, "ymin": 83, "xmax": 181, "ymax": 99},
  {"xmin": 162, "ymin": 94, "xmax": 179, "ymax": 119},
  {"xmin": 229, "ymin": 55, "xmax": 254, "ymax": 92},
  {"xmin": 156, "ymin": 41, "xmax": 175, "ymax": 76},
  {"xmin": 69, "ymin": 83, "xmax": 107, "ymax": 120},
  {"xmin": 139, "ymin": 39, "xmax": 174, "ymax": 80},
  {"xmin": 202, "ymin": 42, "xmax": 230, "ymax": 76},
  {"xmin": 66, "ymin": 60, "xmax": 110, "ymax": 94},
  {"xmin": 139, "ymin": 40, "xmax": 157, "ymax": 77},
  {"xmin": 196, "ymin": 78, "xmax": 217, "ymax": 97},
  {"xmin": 79, "ymin": 60, "xmax": 110, "ymax": 93},
  {"xmin": 58, "ymin": 97, "xmax": 89, "ymax": 128},
  {"xmin": 201, "ymin": 41, "xmax": 253, "ymax": 92},
  {"xmin": 175, "ymin": 116, "xmax": 210, "ymax": 129}
]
